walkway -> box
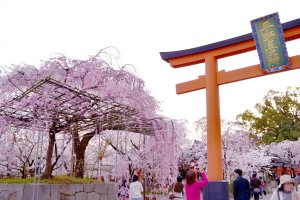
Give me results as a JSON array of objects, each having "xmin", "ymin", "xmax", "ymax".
[
  {"xmin": 230, "ymin": 194, "xmax": 272, "ymax": 200},
  {"xmin": 151, "ymin": 193, "xmax": 273, "ymax": 200}
]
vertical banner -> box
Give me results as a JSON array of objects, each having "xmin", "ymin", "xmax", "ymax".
[{"xmin": 251, "ymin": 13, "xmax": 290, "ymax": 73}]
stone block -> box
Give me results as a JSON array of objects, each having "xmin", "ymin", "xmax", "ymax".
[
  {"xmin": 22, "ymin": 184, "xmax": 51, "ymax": 200},
  {"xmin": 10, "ymin": 192, "xmax": 17, "ymax": 200},
  {"xmin": 23, "ymin": 184, "xmax": 36, "ymax": 200},
  {"xmin": 60, "ymin": 193, "xmax": 75, "ymax": 200},
  {"xmin": 107, "ymin": 184, "xmax": 117, "ymax": 200},
  {"xmin": 0, "ymin": 190, "xmax": 9, "ymax": 200},
  {"xmin": 99, "ymin": 193, "xmax": 108, "ymax": 200},
  {"xmin": 50, "ymin": 184, "xmax": 60, "ymax": 200},
  {"xmin": 36, "ymin": 184, "xmax": 51, "ymax": 200},
  {"xmin": 94, "ymin": 184, "xmax": 107, "ymax": 194},
  {"xmin": 0, "ymin": 183, "xmax": 114, "ymax": 200},
  {"xmin": 87, "ymin": 192, "xmax": 99, "ymax": 200},
  {"xmin": 74, "ymin": 192, "xmax": 86, "ymax": 200},
  {"xmin": 0, "ymin": 184, "xmax": 9, "ymax": 191},
  {"xmin": 10, "ymin": 184, "xmax": 24, "ymax": 200},
  {"xmin": 83, "ymin": 184, "xmax": 95, "ymax": 193},
  {"xmin": 59, "ymin": 184, "xmax": 76, "ymax": 196},
  {"xmin": 74, "ymin": 184, "xmax": 83, "ymax": 193}
]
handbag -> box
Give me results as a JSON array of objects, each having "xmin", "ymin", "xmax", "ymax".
[{"xmin": 168, "ymin": 194, "xmax": 175, "ymax": 199}]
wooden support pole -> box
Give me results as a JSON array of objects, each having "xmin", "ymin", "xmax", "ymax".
[{"xmin": 205, "ymin": 56, "xmax": 223, "ymax": 181}]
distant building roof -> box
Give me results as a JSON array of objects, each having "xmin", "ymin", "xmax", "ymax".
[{"xmin": 160, "ymin": 18, "xmax": 300, "ymax": 62}]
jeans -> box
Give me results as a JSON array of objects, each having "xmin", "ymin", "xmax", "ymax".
[
  {"xmin": 253, "ymin": 191, "xmax": 260, "ymax": 200},
  {"xmin": 250, "ymin": 187, "xmax": 254, "ymax": 197}
]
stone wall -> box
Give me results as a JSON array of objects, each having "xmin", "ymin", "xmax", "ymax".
[{"xmin": 0, "ymin": 183, "xmax": 117, "ymax": 200}]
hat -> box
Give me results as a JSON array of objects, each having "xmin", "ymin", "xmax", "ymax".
[{"xmin": 278, "ymin": 175, "xmax": 296, "ymax": 188}]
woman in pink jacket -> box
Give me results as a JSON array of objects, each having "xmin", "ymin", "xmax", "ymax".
[{"xmin": 185, "ymin": 168, "xmax": 208, "ymax": 200}]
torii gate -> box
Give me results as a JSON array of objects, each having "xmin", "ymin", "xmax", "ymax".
[{"xmin": 160, "ymin": 16, "xmax": 300, "ymax": 198}]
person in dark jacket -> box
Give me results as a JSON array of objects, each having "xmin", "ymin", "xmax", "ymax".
[
  {"xmin": 233, "ymin": 169, "xmax": 250, "ymax": 200},
  {"xmin": 250, "ymin": 173, "xmax": 261, "ymax": 200}
]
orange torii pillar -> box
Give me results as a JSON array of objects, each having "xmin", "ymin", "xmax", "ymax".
[
  {"xmin": 160, "ymin": 17, "xmax": 300, "ymax": 200},
  {"xmin": 205, "ymin": 56, "xmax": 223, "ymax": 181}
]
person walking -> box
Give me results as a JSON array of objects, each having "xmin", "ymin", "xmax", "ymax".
[
  {"xmin": 295, "ymin": 172, "xmax": 300, "ymax": 186},
  {"xmin": 261, "ymin": 180, "xmax": 267, "ymax": 196},
  {"xmin": 129, "ymin": 175, "xmax": 143, "ymax": 200},
  {"xmin": 270, "ymin": 174, "xmax": 298, "ymax": 200},
  {"xmin": 250, "ymin": 173, "xmax": 261, "ymax": 200},
  {"xmin": 258, "ymin": 177, "xmax": 265, "ymax": 199},
  {"xmin": 185, "ymin": 168, "xmax": 208, "ymax": 200},
  {"xmin": 232, "ymin": 169, "xmax": 251, "ymax": 200}
]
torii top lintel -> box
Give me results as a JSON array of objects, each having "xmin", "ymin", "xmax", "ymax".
[
  {"xmin": 159, "ymin": 17, "xmax": 300, "ymax": 94},
  {"xmin": 160, "ymin": 18, "xmax": 300, "ymax": 67}
]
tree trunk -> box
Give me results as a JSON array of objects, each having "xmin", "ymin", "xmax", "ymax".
[
  {"xmin": 74, "ymin": 147, "xmax": 85, "ymax": 178},
  {"xmin": 74, "ymin": 131, "xmax": 95, "ymax": 178},
  {"xmin": 42, "ymin": 132, "xmax": 56, "ymax": 179},
  {"xmin": 21, "ymin": 170, "xmax": 26, "ymax": 179},
  {"xmin": 72, "ymin": 125, "xmax": 124, "ymax": 178},
  {"xmin": 21, "ymin": 162, "xmax": 29, "ymax": 179}
]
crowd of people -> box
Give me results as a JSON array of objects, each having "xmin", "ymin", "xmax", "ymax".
[
  {"xmin": 166, "ymin": 161, "xmax": 209, "ymax": 200},
  {"xmin": 233, "ymin": 168, "xmax": 300, "ymax": 200},
  {"xmin": 125, "ymin": 164, "xmax": 300, "ymax": 200},
  {"xmin": 125, "ymin": 163, "xmax": 208, "ymax": 200}
]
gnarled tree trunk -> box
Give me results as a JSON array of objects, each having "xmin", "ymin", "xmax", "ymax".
[
  {"xmin": 42, "ymin": 131, "xmax": 56, "ymax": 179},
  {"xmin": 73, "ymin": 125, "xmax": 127, "ymax": 178},
  {"xmin": 74, "ymin": 131, "xmax": 95, "ymax": 178},
  {"xmin": 74, "ymin": 146, "xmax": 86, "ymax": 178}
]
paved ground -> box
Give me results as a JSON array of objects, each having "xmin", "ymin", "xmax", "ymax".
[
  {"xmin": 150, "ymin": 193, "xmax": 273, "ymax": 200},
  {"xmin": 230, "ymin": 193, "xmax": 273, "ymax": 200}
]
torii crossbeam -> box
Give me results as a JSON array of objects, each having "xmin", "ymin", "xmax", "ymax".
[{"xmin": 160, "ymin": 17, "xmax": 300, "ymax": 184}]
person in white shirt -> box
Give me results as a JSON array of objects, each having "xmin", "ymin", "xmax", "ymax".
[{"xmin": 129, "ymin": 175, "xmax": 143, "ymax": 200}]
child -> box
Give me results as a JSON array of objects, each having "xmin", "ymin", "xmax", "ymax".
[{"xmin": 261, "ymin": 181, "xmax": 267, "ymax": 196}]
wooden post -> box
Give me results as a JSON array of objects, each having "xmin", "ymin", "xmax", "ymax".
[{"xmin": 205, "ymin": 56, "xmax": 223, "ymax": 181}]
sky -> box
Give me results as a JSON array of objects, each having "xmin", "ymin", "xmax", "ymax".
[{"xmin": 0, "ymin": 0, "xmax": 299, "ymax": 137}]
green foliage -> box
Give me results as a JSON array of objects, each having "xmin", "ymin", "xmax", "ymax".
[
  {"xmin": 229, "ymin": 181, "xmax": 234, "ymax": 193},
  {"xmin": 0, "ymin": 177, "xmax": 35, "ymax": 184},
  {"xmin": 0, "ymin": 176, "xmax": 100, "ymax": 184},
  {"xmin": 237, "ymin": 87, "xmax": 300, "ymax": 145}
]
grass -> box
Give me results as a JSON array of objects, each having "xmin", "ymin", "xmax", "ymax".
[{"xmin": 0, "ymin": 176, "xmax": 102, "ymax": 184}]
